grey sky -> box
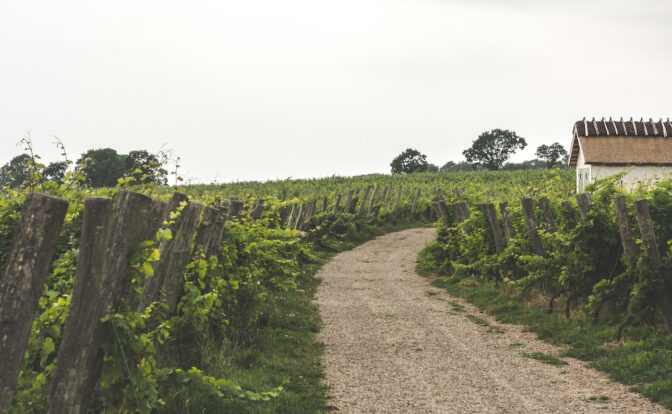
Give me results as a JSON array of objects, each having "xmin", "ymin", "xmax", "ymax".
[{"xmin": 2, "ymin": 0, "xmax": 671, "ymax": 182}]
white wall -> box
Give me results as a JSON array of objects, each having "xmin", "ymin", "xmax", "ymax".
[{"xmin": 587, "ymin": 165, "xmax": 672, "ymax": 191}]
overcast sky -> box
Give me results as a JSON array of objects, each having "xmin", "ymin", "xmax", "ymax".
[{"xmin": 2, "ymin": 0, "xmax": 671, "ymax": 182}]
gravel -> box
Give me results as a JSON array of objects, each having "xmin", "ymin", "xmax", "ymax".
[{"xmin": 316, "ymin": 228, "xmax": 668, "ymax": 413}]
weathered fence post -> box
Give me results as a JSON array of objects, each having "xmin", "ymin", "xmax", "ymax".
[
  {"xmin": 359, "ymin": 186, "xmax": 372, "ymax": 214},
  {"xmin": 437, "ymin": 199, "xmax": 451, "ymax": 228},
  {"xmin": 141, "ymin": 192, "xmax": 188, "ymax": 310},
  {"xmin": 633, "ymin": 199, "xmax": 672, "ymax": 333},
  {"xmin": 124, "ymin": 198, "xmax": 168, "ymax": 310},
  {"xmin": 293, "ymin": 203, "xmax": 305, "ymax": 230},
  {"xmin": 384, "ymin": 185, "xmax": 393, "ymax": 211},
  {"xmin": 613, "ymin": 195, "xmax": 637, "ymax": 262},
  {"xmin": 0, "ymin": 193, "xmax": 68, "ymax": 412},
  {"xmin": 394, "ymin": 186, "xmax": 402, "ymax": 212},
  {"xmin": 380, "ymin": 186, "xmax": 389, "ymax": 211},
  {"xmin": 575, "ymin": 193, "xmax": 592, "ymax": 221},
  {"xmin": 452, "ymin": 202, "xmax": 471, "ymax": 234},
  {"xmin": 499, "ymin": 202, "xmax": 515, "ymax": 240},
  {"xmin": 538, "ymin": 197, "xmax": 557, "ymax": 233},
  {"xmin": 286, "ymin": 204, "xmax": 297, "ymax": 229},
  {"xmin": 161, "ymin": 201, "xmax": 204, "ymax": 314},
  {"xmin": 207, "ymin": 207, "xmax": 227, "ymax": 257},
  {"xmin": 49, "ymin": 191, "xmax": 152, "ymax": 413},
  {"xmin": 479, "ymin": 203, "xmax": 505, "ymax": 254},
  {"xmin": 367, "ymin": 185, "xmax": 379, "ymax": 215},
  {"xmin": 250, "ymin": 199, "xmax": 265, "ymax": 220},
  {"xmin": 332, "ymin": 194, "xmax": 342, "ymax": 214},
  {"xmin": 410, "ymin": 188, "xmax": 421, "ymax": 215},
  {"xmin": 195, "ymin": 206, "xmax": 222, "ymax": 254},
  {"xmin": 344, "ymin": 190, "xmax": 354, "ymax": 214},
  {"xmin": 521, "ymin": 198, "xmax": 544, "ymax": 256},
  {"xmin": 321, "ymin": 197, "xmax": 328, "ymax": 213},
  {"xmin": 227, "ymin": 198, "xmax": 244, "ymax": 220}
]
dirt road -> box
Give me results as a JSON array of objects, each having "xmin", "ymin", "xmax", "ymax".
[{"xmin": 316, "ymin": 227, "xmax": 667, "ymax": 413}]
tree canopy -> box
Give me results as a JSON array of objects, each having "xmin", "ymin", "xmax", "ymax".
[
  {"xmin": 0, "ymin": 154, "xmax": 31, "ymax": 188},
  {"xmin": 535, "ymin": 142, "xmax": 568, "ymax": 168},
  {"xmin": 462, "ymin": 129, "xmax": 527, "ymax": 171},
  {"xmin": 390, "ymin": 148, "xmax": 429, "ymax": 174}
]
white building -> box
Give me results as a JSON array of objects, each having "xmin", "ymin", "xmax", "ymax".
[{"xmin": 569, "ymin": 117, "xmax": 672, "ymax": 192}]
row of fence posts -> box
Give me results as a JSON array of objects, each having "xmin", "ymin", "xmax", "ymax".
[
  {"xmin": 278, "ymin": 184, "xmax": 423, "ymax": 231},
  {"xmin": 431, "ymin": 190, "xmax": 672, "ymax": 333},
  {"xmin": 0, "ymin": 191, "xmax": 266, "ymax": 413},
  {"xmin": 0, "ymin": 184, "xmax": 428, "ymax": 412}
]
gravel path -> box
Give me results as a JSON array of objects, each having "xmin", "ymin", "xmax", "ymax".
[{"xmin": 316, "ymin": 227, "xmax": 668, "ymax": 413}]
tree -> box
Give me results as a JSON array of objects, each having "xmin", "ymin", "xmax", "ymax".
[
  {"xmin": 439, "ymin": 161, "xmax": 481, "ymax": 172},
  {"xmin": 390, "ymin": 148, "xmax": 429, "ymax": 174},
  {"xmin": 76, "ymin": 148, "xmax": 125, "ymax": 187},
  {"xmin": 462, "ymin": 129, "xmax": 527, "ymax": 171},
  {"xmin": 0, "ymin": 154, "xmax": 31, "ymax": 188},
  {"xmin": 535, "ymin": 143, "xmax": 568, "ymax": 168},
  {"xmin": 44, "ymin": 161, "xmax": 68, "ymax": 184},
  {"xmin": 124, "ymin": 150, "xmax": 168, "ymax": 185}
]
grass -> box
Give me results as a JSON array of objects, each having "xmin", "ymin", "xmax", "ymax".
[
  {"xmin": 522, "ymin": 352, "xmax": 568, "ymax": 366},
  {"xmin": 190, "ymin": 254, "xmax": 331, "ymax": 413},
  {"xmin": 203, "ymin": 222, "xmax": 431, "ymax": 413},
  {"xmin": 429, "ymin": 276, "xmax": 672, "ymax": 409}
]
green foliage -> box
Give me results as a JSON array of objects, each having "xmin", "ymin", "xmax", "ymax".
[
  {"xmin": 463, "ymin": 129, "xmax": 527, "ymax": 170},
  {"xmin": 390, "ymin": 148, "xmax": 429, "ymax": 174},
  {"xmin": 535, "ymin": 143, "xmax": 568, "ymax": 168}
]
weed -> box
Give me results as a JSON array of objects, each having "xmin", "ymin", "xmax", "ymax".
[{"xmin": 522, "ymin": 352, "xmax": 568, "ymax": 366}]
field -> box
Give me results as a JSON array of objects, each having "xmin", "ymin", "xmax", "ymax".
[{"xmin": 2, "ymin": 167, "xmax": 672, "ymax": 411}]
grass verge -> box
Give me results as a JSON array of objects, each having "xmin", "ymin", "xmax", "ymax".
[
  {"xmin": 429, "ymin": 276, "xmax": 672, "ymax": 409},
  {"xmin": 199, "ymin": 222, "xmax": 429, "ymax": 412}
]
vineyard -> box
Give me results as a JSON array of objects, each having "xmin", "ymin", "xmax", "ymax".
[{"xmin": 2, "ymin": 167, "xmax": 672, "ymax": 411}]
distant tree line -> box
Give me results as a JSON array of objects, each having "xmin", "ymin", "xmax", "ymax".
[
  {"xmin": 0, "ymin": 148, "xmax": 167, "ymax": 188},
  {"xmin": 391, "ymin": 129, "xmax": 569, "ymax": 174}
]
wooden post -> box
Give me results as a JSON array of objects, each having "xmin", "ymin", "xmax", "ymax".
[
  {"xmin": 499, "ymin": 202, "xmax": 515, "ymax": 240},
  {"xmin": 380, "ymin": 186, "xmax": 389, "ymax": 211},
  {"xmin": 634, "ymin": 199, "xmax": 661, "ymax": 265},
  {"xmin": 194, "ymin": 206, "xmax": 221, "ymax": 254},
  {"xmin": 124, "ymin": 198, "xmax": 168, "ymax": 310},
  {"xmin": 367, "ymin": 185, "xmax": 379, "ymax": 215},
  {"xmin": 293, "ymin": 203, "xmax": 305, "ymax": 230},
  {"xmin": 452, "ymin": 202, "xmax": 471, "ymax": 233},
  {"xmin": 332, "ymin": 194, "xmax": 342, "ymax": 214},
  {"xmin": 49, "ymin": 191, "xmax": 152, "ymax": 413},
  {"xmin": 561, "ymin": 200, "xmax": 573, "ymax": 210},
  {"xmin": 321, "ymin": 197, "xmax": 328, "ymax": 213},
  {"xmin": 360, "ymin": 186, "xmax": 372, "ymax": 214},
  {"xmin": 633, "ymin": 199, "xmax": 672, "ymax": 333},
  {"xmin": 521, "ymin": 198, "xmax": 544, "ymax": 256},
  {"xmin": 575, "ymin": 192, "xmax": 592, "ymax": 221},
  {"xmin": 410, "ymin": 188, "xmax": 421, "ymax": 215},
  {"xmin": 0, "ymin": 193, "xmax": 68, "ymax": 412},
  {"xmin": 227, "ymin": 199, "xmax": 244, "ymax": 220},
  {"xmin": 286, "ymin": 204, "xmax": 297, "ymax": 229},
  {"xmin": 437, "ymin": 199, "xmax": 451, "ymax": 228},
  {"xmin": 384, "ymin": 185, "xmax": 393, "ymax": 211},
  {"xmin": 161, "ymin": 201, "xmax": 204, "ymax": 314},
  {"xmin": 394, "ymin": 186, "xmax": 402, "ymax": 212},
  {"xmin": 538, "ymin": 197, "xmax": 557, "ymax": 233},
  {"xmin": 479, "ymin": 203, "xmax": 505, "ymax": 254},
  {"xmin": 207, "ymin": 207, "xmax": 227, "ymax": 257},
  {"xmin": 344, "ymin": 190, "xmax": 354, "ymax": 213},
  {"xmin": 250, "ymin": 199, "xmax": 265, "ymax": 220},
  {"xmin": 613, "ymin": 196, "xmax": 637, "ymax": 262},
  {"xmin": 140, "ymin": 192, "xmax": 188, "ymax": 310},
  {"xmin": 46, "ymin": 197, "xmax": 112, "ymax": 413}
]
